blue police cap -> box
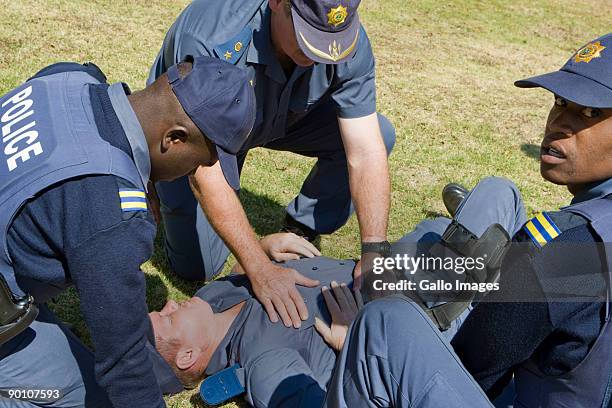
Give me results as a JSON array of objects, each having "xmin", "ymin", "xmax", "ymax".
[
  {"xmin": 168, "ymin": 56, "xmax": 255, "ymax": 190},
  {"xmin": 291, "ymin": 0, "xmax": 362, "ymax": 64},
  {"xmin": 515, "ymin": 33, "xmax": 612, "ymax": 108}
]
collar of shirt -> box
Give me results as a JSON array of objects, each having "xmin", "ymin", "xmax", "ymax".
[
  {"xmin": 106, "ymin": 82, "xmax": 151, "ymax": 192},
  {"xmin": 568, "ymin": 178, "xmax": 612, "ymax": 206},
  {"xmin": 196, "ymin": 275, "xmax": 253, "ymax": 312},
  {"xmin": 246, "ymin": 4, "xmax": 299, "ymax": 84},
  {"xmin": 205, "ymin": 300, "xmax": 253, "ymax": 375}
]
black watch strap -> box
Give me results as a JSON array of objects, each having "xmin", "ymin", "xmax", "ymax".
[{"xmin": 361, "ymin": 241, "xmax": 391, "ymax": 257}]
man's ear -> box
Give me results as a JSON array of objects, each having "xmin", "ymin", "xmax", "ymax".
[
  {"xmin": 175, "ymin": 347, "xmax": 201, "ymax": 371},
  {"xmin": 161, "ymin": 126, "xmax": 189, "ymax": 153}
]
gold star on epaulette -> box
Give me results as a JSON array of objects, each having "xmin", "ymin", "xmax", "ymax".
[{"xmin": 224, "ymin": 51, "xmax": 232, "ymax": 60}]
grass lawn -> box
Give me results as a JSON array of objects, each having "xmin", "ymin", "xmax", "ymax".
[{"xmin": 0, "ymin": 0, "xmax": 609, "ymax": 406}]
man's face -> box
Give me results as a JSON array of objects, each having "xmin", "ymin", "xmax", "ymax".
[
  {"xmin": 540, "ymin": 96, "xmax": 612, "ymax": 190},
  {"xmin": 149, "ymin": 297, "xmax": 212, "ymax": 346},
  {"xmin": 270, "ymin": 1, "xmax": 314, "ymax": 67}
]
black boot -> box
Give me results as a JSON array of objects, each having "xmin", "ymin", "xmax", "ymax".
[{"xmin": 442, "ymin": 183, "xmax": 469, "ymax": 218}]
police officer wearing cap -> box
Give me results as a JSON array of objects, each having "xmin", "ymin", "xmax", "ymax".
[
  {"xmin": 323, "ymin": 33, "xmax": 612, "ymax": 408},
  {"xmin": 149, "ymin": 0, "xmax": 395, "ymax": 329},
  {"xmin": 0, "ymin": 56, "xmax": 255, "ymax": 407}
]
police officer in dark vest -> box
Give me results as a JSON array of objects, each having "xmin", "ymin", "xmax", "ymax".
[
  {"xmin": 319, "ymin": 33, "xmax": 612, "ymax": 408},
  {"xmin": 0, "ymin": 57, "xmax": 255, "ymax": 407}
]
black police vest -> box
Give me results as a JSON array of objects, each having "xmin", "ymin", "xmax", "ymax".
[{"xmin": 514, "ymin": 196, "xmax": 612, "ymax": 408}]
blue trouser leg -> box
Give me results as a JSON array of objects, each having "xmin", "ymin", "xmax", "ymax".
[
  {"xmin": 0, "ymin": 305, "xmax": 110, "ymax": 408},
  {"xmin": 396, "ymin": 176, "xmax": 527, "ymax": 339},
  {"xmin": 324, "ymin": 296, "xmax": 493, "ymax": 408},
  {"xmin": 395, "ymin": 178, "xmax": 517, "ymax": 408},
  {"xmin": 266, "ymin": 102, "xmax": 396, "ymax": 234},
  {"xmin": 398, "ymin": 176, "xmax": 527, "ymax": 244},
  {"xmin": 155, "ymin": 154, "xmax": 250, "ymax": 281},
  {"xmin": 156, "ymin": 176, "xmax": 230, "ymax": 281}
]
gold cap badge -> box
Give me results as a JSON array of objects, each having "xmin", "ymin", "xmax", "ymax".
[
  {"xmin": 574, "ymin": 41, "xmax": 606, "ymax": 63},
  {"xmin": 327, "ymin": 5, "xmax": 348, "ymax": 27}
]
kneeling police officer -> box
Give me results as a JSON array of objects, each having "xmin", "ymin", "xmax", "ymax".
[{"xmin": 0, "ymin": 57, "xmax": 255, "ymax": 407}]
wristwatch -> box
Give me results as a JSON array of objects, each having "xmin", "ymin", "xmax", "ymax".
[{"xmin": 361, "ymin": 241, "xmax": 391, "ymax": 257}]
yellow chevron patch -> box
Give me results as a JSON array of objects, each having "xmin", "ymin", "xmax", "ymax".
[
  {"xmin": 118, "ymin": 189, "xmax": 147, "ymax": 213},
  {"xmin": 523, "ymin": 212, "xmax": 561, "ymax": 248}
]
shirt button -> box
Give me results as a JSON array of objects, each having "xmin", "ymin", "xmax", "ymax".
[{"xmin": 312, "ymin": 266, "xmax": 318, "ymax": 270}]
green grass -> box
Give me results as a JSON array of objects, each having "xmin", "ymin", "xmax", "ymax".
[{"xmin": 0, "ymin": 0, "xmax": 609, "ymax": 406}]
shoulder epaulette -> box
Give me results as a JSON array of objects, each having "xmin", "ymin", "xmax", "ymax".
[
  {"xmin": 523, "ymin": 212, "xmax": 561, "ymax": 248},
  {"xmin": 213, "ymin": 26, "xmax": 253, "ymax": 64}
]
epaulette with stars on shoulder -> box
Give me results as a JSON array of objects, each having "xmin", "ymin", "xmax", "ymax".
[{"xmin": 213, "ymin": 26, "xmax": 253, "ymax": 65}]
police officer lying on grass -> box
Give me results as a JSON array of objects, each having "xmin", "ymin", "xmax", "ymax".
[
  {"xmin": 151, "ymin": 33, "xmax": 611, "ymax": 408},
  {"xmin": 147, "ymin": 174, "xmax": 527, "ymax": 407},
  {"xmin": 148, "ymin": 0, "xmax": 396, "ymax": 331},
  {"xmin": 0, "ymin": 56, "xmax": 254, "ymax": 408}
]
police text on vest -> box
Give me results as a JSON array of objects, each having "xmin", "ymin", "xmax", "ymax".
[{"xmin": 1, "ymin": 86, "xmax": 43, "ymax": 171}]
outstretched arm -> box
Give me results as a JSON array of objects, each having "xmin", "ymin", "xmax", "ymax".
[
  {"xmin": 190, "ymin": 163, "xmax": 319, "ymax": 329},
  {"xmin": 339, "ymin": 114, "xmax": 391, "ymax": 289}
]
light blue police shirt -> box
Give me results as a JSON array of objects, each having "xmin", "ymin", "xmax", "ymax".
[{"xmin": 149, "ymin": 0, "xmax": 377, "ymax": 151}]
